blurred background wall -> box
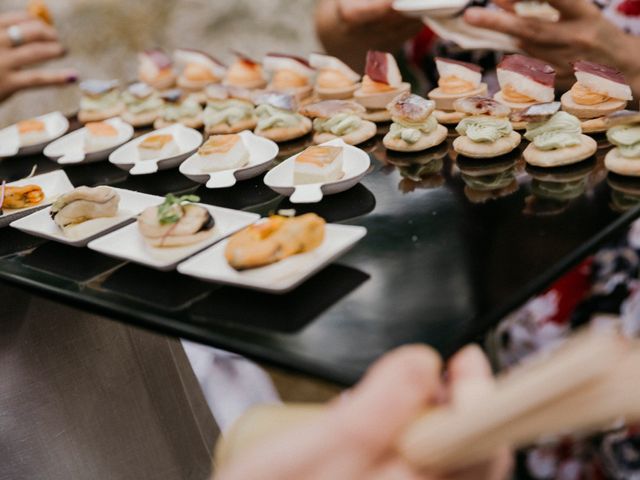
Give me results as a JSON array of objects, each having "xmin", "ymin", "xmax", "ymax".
[{"xmin": 0, "ymin": 0, "xmax": 320, "ymax": 125}]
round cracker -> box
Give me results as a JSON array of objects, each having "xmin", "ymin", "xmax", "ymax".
[
  {"xmin": 223, "ymin": 78, "xmax": 267, "ymax": 90},
  {"xmin": 434, "ymin": 110, "xmax": 467, "ymax": 125},
  {"xmin": 361, "ymin": 108, "xmax": 392, "ymax": 123},
  {"xmin": 383, "ymin": 124, "xmax": 448, "ymax": 152},
  {"xmin": 524, "ymin": 134, "xmax": 597, "ymax": 167},
  {"xmin": 560, "ymin": 91, "xmax": 626, "ymax": 120},
  {"xmin": 176, "ymin": 76, "xmax": 210, "ymax": 92},
  {"xmin": 428, "ymin": 83, "xmax": 488, "ymax": 112},
  {"xmin": 493, "ymin": 91, "xmax": 536, "ymax": 112},
  {"xmin": 605, "ymin": 148, "xmax": 640, "ymax": 176},
  {"xmin": 453, "ymin": 131, "xmax": 521, "ymax": 158},
  {"xmin": 580, "ymin": 117, "xmax": 608, "ymax": 134},
  {"xmin": 316, "ymin": 84, "xmax": 359, "ymax": 100},
  {"xmin": 354, "ymin": 83, "xmax": 410, "ymax": 110},
  {"xmin": 313, "ymin": 120, "xmax": 377, "ymax": 146},
  {"xmin": 206, "ymin": 117, "xmax": 257, "ymax": 135},
  {"xmin": 122, "ymin": 110, "xmax": 159, "ymax": 128},
  {"xmin": 511, "ymin": 121, "xmax": 528, "ymax": 131},
  {"xmin": 254, "ymin": 117, "xmax": 312, "ymax": 142},
  {"xmin": 78, "ymin": 103, "xmax": 126, "ymax": 124},
  {"xmin": 146, "ymin": 75, "xmax": 177, "ymax": 91}
]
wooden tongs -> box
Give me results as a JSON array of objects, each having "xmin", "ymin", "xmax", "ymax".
[{"xmin": 215, "ymin": 328, "xmax": 640, "ymax": 474}]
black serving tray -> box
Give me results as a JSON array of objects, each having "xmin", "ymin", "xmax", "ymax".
[{"xmin": 1, "ymin": 121, "xmax": 639, "ymax": 385}]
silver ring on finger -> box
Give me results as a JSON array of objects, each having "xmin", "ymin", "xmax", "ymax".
[{"xmin": 7, "ymin": 25, "xmax": 25, "ymax": 47}]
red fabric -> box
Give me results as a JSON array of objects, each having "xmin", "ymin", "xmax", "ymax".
[
  {"xmin": 618, "ymin": 0, "xmax": 640, "ymax": 16},
  {"xmin": 544, "ymin": 259, "xmax": 593, "ymax": 325},
  {"xmin": 411, "ymin": 26, "xmax": 436, "ymax": 65}
]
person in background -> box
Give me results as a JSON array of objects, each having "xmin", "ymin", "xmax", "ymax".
[
  {"xmin": 465, "ymin": 0, "xmax": 640, "ymax": 94},
  {"xmin": 315, "ymin": 0, "xmax": 640, "ymax": 97},
  {"xmin": 216, "ymin": 344, "xmax": 511, "ymax": 480},
  {"xmin": 0, "ymin": 10, "xmax": 77, "ymax": 102}
]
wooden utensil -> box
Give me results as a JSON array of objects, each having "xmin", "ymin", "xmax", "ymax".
[{"xmin": 215, "ymin": 328, "xmax": 637, "ymax": 474}]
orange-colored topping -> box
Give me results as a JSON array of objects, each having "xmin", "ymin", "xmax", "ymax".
[
  {"xmin": 85, "ymin": 122, "xmax": 118, "ymax": 136},
  {"xmin": 140, "ymin": 134, "xmax": 174, "ymax": 150},
  {"xmin": 570, "ymin": 82, "xmax": 610, "ymax": 106},
  {"xmin": 226, "ymin": 60, "xmax": 263, "ymax": 86},
  {"xmin": 296, "ymin": 146, "xmax": 341, "ymax": 168},
  {"xmin": 360, "ymin": 75, "xmax": 395, "ymax": 94},
  {"xmin": 317, "ymin": 69, "xmax": 353, "ymax": 89},
  {"xmin": 17, "ymin": 119, "xmax": 45, "ymax": 134},
  {"xmin": 184, "ymin": 63, "xmax": 219, "ymax": 83},
  {"xmin": 28, "ymin": 0, "xmax": 53, "ymax": 25},
  {"xmin": 199, "ymin": 134, "xmax": 240, "ymax": 155},
  {"xmin": 251, "ymin": 215, "xmax": 286, "ymax": 239},
  {"xmin": 2, "ymin": 185, "xmax": 44, "ymax": 209},
  {"xmin": 502, "ymin": 84, "xmax": 535, "ymax": 103},
  {"xmin": 271, "ymin": 69, "xmax": 309, "ymax": 89},
  {"xmin": 438, "ymin": 76, "xmax": 475, "ymax": 95},
  {"xmin": 141, "ymin": 68, "xmax": 173, "ymax": 85}
]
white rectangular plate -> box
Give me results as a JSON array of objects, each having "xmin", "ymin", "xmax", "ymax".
[
  {"xmin": 177, "ymin": 223, "xmax": 367, "ymax": 293},
  {"xmin": 88, "ymin": 205, "xmax": 259, "ymax": 271},
  {"xmin": 0, "ymin": 170, "xmax": 74, "ymax": 227},
  {"xmin": 10, "ymin": 188, "xmax": 163, "ymax": 247}
]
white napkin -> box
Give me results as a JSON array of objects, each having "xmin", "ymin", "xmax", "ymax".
[{"xmin": 424, "ymin": 16, "xmax": 521, "ymax": 52}]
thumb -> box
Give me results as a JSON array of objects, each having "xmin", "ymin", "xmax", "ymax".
[{"xmin": 331, "ymin": 345, "xmax": 443, "ymax": 455}]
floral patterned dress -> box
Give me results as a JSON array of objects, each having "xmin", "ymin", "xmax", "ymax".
[{"xmin": 492, "ymin": 220, "xmax": 640, "ymax": 479}]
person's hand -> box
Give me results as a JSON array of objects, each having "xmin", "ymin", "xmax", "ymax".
[
  {"xmin": 315, "ymin": 0, "xmax": 424, "ymax": 70},
  {"xmin": 336, "ymin": 0, "xmax": 398, "ymax": 26},
  {"xmin": 216, "ymin": 345, "xmax": 512, "ymax": 480},
  {"xmin": 0, "ymin": 11, "xmax": 77, "ymax": 102},
  {"xmin": 463, "ymin": 0, "xmax": 636, "ymax": 89}
]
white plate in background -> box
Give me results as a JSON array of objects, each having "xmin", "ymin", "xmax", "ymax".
[
  {"xmin": 88, "ymin": 204, "xmax": 259, "ymax": 271},
  {"xmin": 263, "ymin": 138, "xmax": 371, "ymax": 203},
  {"xmin": 0, "ymin": 111, "xmax": 70, "ymax": 158},
  {"xmin": 109, "ymin": 123, "xmax": 203, "ymax": 175},
  {"xmin": 180, "ymin": 130, "xmax": 278, "ymax": 188},
  {"xmin": 0, "ymin": 170, "xmax": 74, "ymax": 227},
  {"xmin": 178, "ymin": 223, "xmax": 367, "ymax": 293},
  {"xmin": 10, "ymin": 188, "xmax": 162, "ymax": 247},
  {"xmin": 392, "ymin": 0, "xmax": 468, "ymax": 18},
  {"xmin": 44, "ymin": 117, "xmax": 134, "ymax": 165}
]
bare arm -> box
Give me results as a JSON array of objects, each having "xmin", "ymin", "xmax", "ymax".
[{"xmin": 315, "ymin": 0, "xmax": 424, "ymax": 71}]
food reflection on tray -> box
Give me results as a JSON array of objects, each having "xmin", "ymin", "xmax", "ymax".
[
  {"xmin": 524, "ymin": 158, "xmax": 597, "ymax": 216},
  {"xmin": 608, "ymin": 172, "xmax": 640, "ymax": 212},
  {"xmin": 457, "ymin": 152, "xmax": 521, "ymax": 204}
]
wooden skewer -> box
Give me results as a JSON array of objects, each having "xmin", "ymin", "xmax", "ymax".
[
  {"xmin": 405, "ymin": 349, "xmax": 640, "ymax": 472},
  {"xmin": 215, "ymin": 329, "xmax": 635, "ymax": 473}
]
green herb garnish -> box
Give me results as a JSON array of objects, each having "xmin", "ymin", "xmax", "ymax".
[{"xmin": 157, "ymin": 194, "xmax": 200, "ymax": 225}]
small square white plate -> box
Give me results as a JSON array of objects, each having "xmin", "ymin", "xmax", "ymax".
[
  {"xmin": 179, "ymin": 130, "xmax": 279, "ymax": 188},
  {"xmin": 0, "ymin": 170, "xmax": 74, "ymax": 227},
  {"xmin": 109, "ymin": 123, "xmax": 203, "ymax": 175},
  {"xmin": 263, "ymin": 138, "xmax": 371, "ymax": 203},
  {"xmin": 10, "ymin": 188, "xmax": 162, "ymax": 247},
  {"xmin": 44, "ymin": 117, "xmax": 135, "ymax": 165},
  {"xmin": 177, "ymin": 223, "xmax": 367, "ymax": 293},
  {"xmin": 0, "ymin": 111, "xmax": 70, "ymax": 157},
  {"xmin": 88, "ymin": 205, "xmax": 259, "ymax": 271}
]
